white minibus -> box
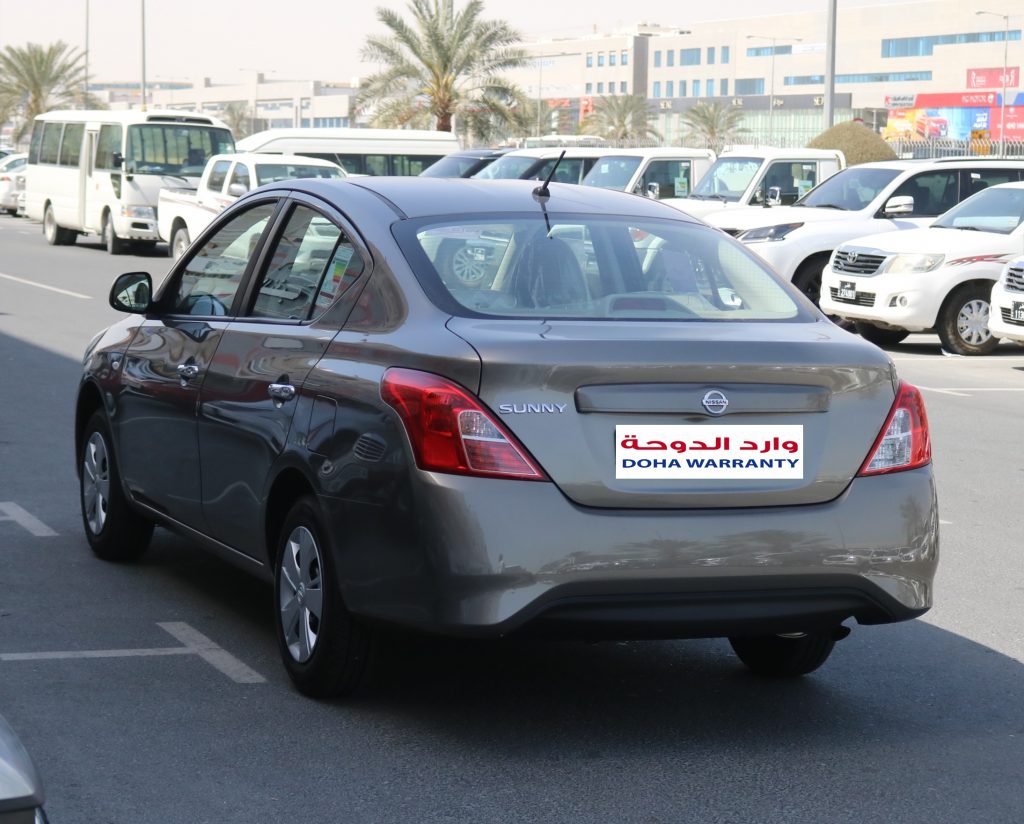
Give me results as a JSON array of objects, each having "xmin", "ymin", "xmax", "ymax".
[
  {"xmin": 235, "ymin": 128, "xmax": 460, "ymax": 176},
  {"xmin": 25, "ymin": 109, "xmax": 234, "ymax": 253}
]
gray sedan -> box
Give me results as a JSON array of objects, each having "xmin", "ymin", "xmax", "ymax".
[{"xmin": 76, "ymin": 177, "xmax": 939, "ymax": 698}]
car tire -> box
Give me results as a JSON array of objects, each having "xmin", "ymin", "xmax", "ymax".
[
  {"xmin": 274, "ymin": 496, "xmax": 373, "ymax": 698},
  {"xmin": 854, "ymin": 322, "xmax": 910, "ymax": 348},
  {"xmin": 937, "ymin": 283, "xmax": 998, "ymax": 356},
  {"xmin": 103, "ymin": 212, "xmax": 128, "ymax": 255},
  {"xmin": 729, "ymin": 632, "xmax": 836, "ymax": 677},
  {"xmin": 43, "ymin": 204, "xmax": 75, "ymax": 246},
  {"xmin": 170, "ymin": 225, "xmax": 190, "ymax": 260},
  {"xmin": 80, "ymin": 410, "xmax": 154, "ymax": 561},
  {"xmin": 792, "ymin": 253, "xmax": 831, "ymax": 306}
]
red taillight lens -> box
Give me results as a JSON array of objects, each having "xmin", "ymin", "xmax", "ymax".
[
  {"xmin": 381, "ymin": 368, "xmax": 546, "ymax": 481},
  {"xmin": 858, "ymin": 381, "xmax": 931, "ymax": 476}
]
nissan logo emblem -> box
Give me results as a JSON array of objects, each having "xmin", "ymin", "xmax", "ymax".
[{"xmin": 702, "ymin": 390, "xmax": 729, "ymax": 415}]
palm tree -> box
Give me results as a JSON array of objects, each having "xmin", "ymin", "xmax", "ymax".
[
  {"xmin": 581, "ymin": 95, "xmax": 660, "ymax": 142},
  {"xmin": 221, "ymin": 101, "xmax": 257, "ymax": 138},
  {"xmin": 358, "ymin": 0, "xmax": 527, "ymax": 134},
  {"xmin": 0, "ymin": 42, "xmax": 102, "ymax": 142},
  {"xmin": 680, "ymin": 101, "xmax": 746, "ymax": 154}
]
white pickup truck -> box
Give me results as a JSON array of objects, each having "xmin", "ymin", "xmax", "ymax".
[{"xmin": 158, "ymin": 152, "xmax": 344, "ymax": 258}]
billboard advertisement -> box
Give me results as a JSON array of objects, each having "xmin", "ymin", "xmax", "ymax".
[
  {"xmin": 967, "ymin": 67, "xmax": 1020, "ymax": 90},
  {"xmin": 882, "ymin": 92, "xmax": 1024, "ymax": 141}
]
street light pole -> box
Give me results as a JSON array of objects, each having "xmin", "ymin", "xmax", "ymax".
[
  {"xmin": 747, "ymin": 35, "xmax": 802, "ymax": 146},
  {"xmin": 140, "ymin": 0, "xmax": 147, "ymax": 111},
  {"xmin": 976, "ymin": 11, "xmax": 1011, "ymax": 158},
  {"xmin": 84, "ymin": 0, "xmax": 89, "ymax": 107},
  {"xmin": 537, "ymin": 57, "xmax": 543, "ymax": 138}
]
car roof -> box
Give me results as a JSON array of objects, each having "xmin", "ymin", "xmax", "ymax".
[
  {"xmin": 498, "ymin": 147, "xmax": 614, "ymax": 159},
  {"xmin": 720, "ymin": 147, "xmax": 843, "ymax": 160},
  {"xmin": 271, "ymin": 177, "xmax": 701, "ymax": 222},
  {"xmin": 208, "ymin": 152, "xmax": 341, "ymax": 167},
  {"xmin": 849, "ymin": 158, "xmax": 1024, "ymax": 172},
  {"xmin": 447, "ymin": 148, "xmax": 511, "ymax": 159},
  {"xmin": 591, "ymin": 147, "xmax": 715, "ymax": 159}
]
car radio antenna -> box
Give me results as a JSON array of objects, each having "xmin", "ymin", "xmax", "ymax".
[{"xmin": 532, "ymin": 150, "xmax": 566, "ymax": 201}]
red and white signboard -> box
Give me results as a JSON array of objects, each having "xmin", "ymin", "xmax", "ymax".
[{"xmin": 967, "ymin": 67, "xmax": 1020, "ymax": 90}]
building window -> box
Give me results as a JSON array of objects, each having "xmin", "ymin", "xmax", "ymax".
[
  {"xmin": 585, "ymin": 82, "xmax": 593, "ymax": 94},
  {"xmin": 653, "ymin": 81, "xmax": 661, "ymax": 98},
  {"xmin": 666, "ymin": 80, "xmax": 675, "ymax": 98},
  {"xmin": 598, "ymin": 82, "xmax": 605, "ymax": 94},
  {"xmin": 693, "ymin": 82, "xmax": 700, "ymax": 98},
  {"xmin": 621, "ymin": 51, "xmax": 628, "ymax": 65},
  {"xmin": 722, "ymin": 45, "xmax": 730, "ymax": 64},
  {"xmin": 707, "ymin": 47, "xmax": 716, "ymax": 65},
  {"xmin": 620, "ymin": 80, "xmax": 628, "ymax": 93},
  {"xmin": 586, "ymin": 53, "xmax": 593, "ymax": 67},
  {"xmin": 883, "ymin": 30, "xmax": 1021, "ymax": 58},
  {"xmin": 735, "ymin": 78, "xmax": 765, "ymax": 95},
  {"xmin": 680, "ymin": 48, "xmax": 701, "ymax": 66},
  {"xmin": 667, "ymin": 50, "xmax": 675, "ymax": 68},
  {"xmin": 654, "ymin": 50, "xmax": 662, "ymax": 68},
  {"xmin": 598, "ymin": 53, "xmax": 606, "ymax": 67},
  {"xmin": 610, "ymin": 53, "xmax": 617, "ymax": 66},
  {"xmin": 720, "ymin": 78, "xmax": 729, "ymax": 96},
  {"xmin": 679, "ymin": 80, "xmax": 687, "ymax": 97},
  {"xmin": 706, "ymin": 79, "xmax": 714, "ymax": 97},
  {"xmin": 784, "ymin": 71, "xmax": 934, "ymax": 85},
  {"xmin": 747, "ymin": 45, "xmax": 792, "ymax": 57}
]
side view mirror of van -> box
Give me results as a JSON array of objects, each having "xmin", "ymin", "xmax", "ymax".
[
  {"xmin": 112, "ymin": 152, "xmax": 124, "ymax": 169},
  {"xmin": 109, "ymin": 272, "xmax": 152, "ymax": 314},
  {"xmin": 884, "ymin": 196, "xmax": 914, "ymax": 216}
]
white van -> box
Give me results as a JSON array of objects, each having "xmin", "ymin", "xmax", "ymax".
[
  {"xmin": 472, "ymin": 147, "xmax": 611, "ymax": 184},
  {"xmin": 235, "ymin": 127, "xmax": 460, "ymax": 176},
  {"xmin": 25, "ymin": 109, "xmax": 234, "ymax": 253},
  {"xmin": 665, "ymin": 147, "xmax": 846, "ymax": 218},
  {"xmin": 580, "ymin": 147, "xmax": 716, "ymax": 201}
]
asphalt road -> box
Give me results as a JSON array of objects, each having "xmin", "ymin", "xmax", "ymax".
[{"xmin": 1, "ymin": 213, "xmax": 1023, "ymax": 824}]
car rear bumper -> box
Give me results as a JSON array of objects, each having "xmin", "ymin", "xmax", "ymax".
[{"xmin": 332, "ymin": 466, "xmax": 938, "ymax": 638}]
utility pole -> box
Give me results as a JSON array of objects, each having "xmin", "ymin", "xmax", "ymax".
[
  {"xmin": 84, "ymin": 0, "xmax": 89, "ymax": 107},
  {"xmin": 824, "ymin": 0, "xmax": 837, "ymax": 130},
  {"xmin": 140, "ymin": 0, "xmax": 147, "ymax": 111},
  {"xmin": 747, "ymin": 35, "xmax": 801, "ymax": 145}
]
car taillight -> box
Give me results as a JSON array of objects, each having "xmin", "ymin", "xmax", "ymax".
[
  {"xmin": 858, "ymin": 381, "xmax": 931, "ymax": 476},
  {"xmin": 381, "ymin": 368, "xmax": 546, "ymax": 481}
]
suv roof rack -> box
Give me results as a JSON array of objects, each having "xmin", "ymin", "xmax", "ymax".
[{"xmin": 927, "ymin": 156, "xmax": 1024, "ymax": 163}]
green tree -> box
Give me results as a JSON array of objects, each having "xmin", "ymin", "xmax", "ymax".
[
  {"xmin": 582, "ymin": 95, "xmax": 660, "ymax": 141},
  {"xmin": 221, "ymin": 101, "xmax": 258, "ymax": 138},
  {"xmin": 808, "ymin": 120, "xmax": 896, "ymax": 165},
  {"xmin": 0, "ymin": 42, "xmax": 103, "ymax": 142},
  {"xmin": 358, "ymin": 0, "xmax": 527, "ymax": 134},
  {"xmin": 680, "ymin": 101, "xmax": 746, "ymax": 154}
]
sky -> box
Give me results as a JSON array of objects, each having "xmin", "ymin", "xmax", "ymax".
[{"xmin": 0, "ymin": 0, "xmax": 910, "ymax": 86}]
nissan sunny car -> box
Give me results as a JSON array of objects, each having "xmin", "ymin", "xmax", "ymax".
[{"xmin": 76, "ymin": 177, "xmax": 939, "ymax": 698}]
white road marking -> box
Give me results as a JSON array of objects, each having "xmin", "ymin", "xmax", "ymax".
[
  {"xmin": 916, "ymin": 386, "xmax": 971, "ymax": 397},
  {"xmin": 158, "ymin": 622, "xmax": 266, "ymax": 683},
  {"xmin": 0, "ymin": 622, "xmax": 266, "ymax": 684},
  {"xmin": 0, "ymin": 271, "xmax": 91, "ymax": 300},
  {"xmin": 923, "ymin": 388, "xmax": 1024, "ymax": 391},
  {"xmin": 0, "ymin": 502, "xmax": 58, "ymax": 536}
]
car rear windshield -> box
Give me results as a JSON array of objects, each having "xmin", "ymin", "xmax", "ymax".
[
  {"xmin": 254, "ymin": 163, "xmax": 344, "ymax": 185},
  {"xmin": 396, "ymin": 213, "xmax": 806, "ymax": 322},
  {"xmin": 473, "ymin": 156, "xmax": 541, "ymax": 180}
]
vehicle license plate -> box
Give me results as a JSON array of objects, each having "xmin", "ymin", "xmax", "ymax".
[
  {"xmin": 838, "ymin": 281, "xmax": 857, "ymax": 301},
  {"xmin": 1012, "ymin": 301, "xmax": 1024, "ymax": 322},
  {"xmin": 616, "ymin": 425, "xmax": 804, "ymax": 480}
]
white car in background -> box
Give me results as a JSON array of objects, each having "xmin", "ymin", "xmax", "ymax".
[
  {"xmin": 663, "ymin": 147, "xmax": 845, "ymax": 219},
  {"xmin": 579, "ymin": 147, "xmax": 716, "ymax": 201},
  {"xmin": 472, "ymin": 147, "xmax": 610, "ymax": 184},
  {"xmin": 988, "ymin": 255, "xmax": 1024, "ymax": 346},
  {"xmin": 820, "ymin": 181, "xmax": 1024, "ymax": 355},
  {"xmin": 0, "ymin": 152, "xmax": 27, "ymax": 215},
  {"xmin": 704, "ymin": 159, "xmax": 1024, "ymax": 304}
]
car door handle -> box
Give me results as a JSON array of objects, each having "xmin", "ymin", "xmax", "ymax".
[
  {"xmin": 268, "ymin": 383, "xmax": 296, "ymax": 402},
  {"xmin": 176, "ymin": 363, "xmax": 200, "ymax": 381}
]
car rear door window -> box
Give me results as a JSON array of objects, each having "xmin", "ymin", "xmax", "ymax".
[
  {"xmin": 168, "ymin": 202, "xmax": 276, "ymax": 316},
  {"xmin": 892, "ymin": 171, "xmax": 959, "ymax": 216},
  {"xmin": 228, "ymin": 162, "xmax": 251, "ymax": 194},
  {"xmin": 205, "ymin": 160, "xmax": 231, "ymax": 194},
  {"xmin": 247, "ymin": 204, "xmax": 364, "ymax": 321}
]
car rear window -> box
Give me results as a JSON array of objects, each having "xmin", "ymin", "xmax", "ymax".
[{"xmin": 396, "ymin": 214, "xmax": 805, "ymax": 322}]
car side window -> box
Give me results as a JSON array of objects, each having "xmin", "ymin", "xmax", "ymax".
[
  {"xmin": 168, "ymin": 202, "xmax": 276, "ymax": 316},
  {"xmin": 892, "ymin": 171, "xmax": 959, "ymax": 217},
  {"xmin": 641, "ymin": 160, "xmax": 692, "ymax": 199},
  {"xmin": 247, "ymin": 204, "xmax": 365, "ymax": 321},
  {"xmin": 205, "ymin": 160, "xmax": 231, "ymax": 194},
  {"xmin": 965, "ymin": 168, "xmax": 1021, "ymax": 197},
  {"xmin": 228, "ymin": 162, "xmax": 251, "ymax": 193}
]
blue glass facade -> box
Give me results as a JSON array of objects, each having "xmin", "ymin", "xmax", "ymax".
[
  {"xmin": 784, "ymin": 71, "xmax": 933, "ymax": 85},
  {"xmin": 882, "ymin": 30, "xmax": 1021, "ymax": 57}
]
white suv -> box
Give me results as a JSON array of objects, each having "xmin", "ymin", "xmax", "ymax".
[
  {"xmin": 989, "ymin": 255, "xmax": 1024, "ymax": 346},
  {"xmin": 820, "ymin": 181, "xmax": 1024, "ymax": 355},
  {"xmin": 704, "ymin": 159, "xmax": 1024, "ymax": 304}
]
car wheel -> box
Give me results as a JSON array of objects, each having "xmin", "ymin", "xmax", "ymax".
[
  {"xmin": 170, "ymin": 225, "xmax": 190, "ymax": 260},
  {"xmin": 80, "ymin": 411, "xmax": 154, "ymax": 561},
  {"xmin": 937, "ymin": 283, "xmax": 998, "ymax": 356},
  {"xmin": 43, "ymin": 204, "xmax": 75, "ymax": 246},
  {"xmin": 792, "ymin": 254, "xmax": 831, "ymax": 306},
  {"xmin": 729, "ymin": 632, "xmax": 836, "ymax": 677},
  {"xmin": 854, "ymin": 322, "xmax": 910, "ymax": 347},
  {"xmin": 274, "ymin": 496, "xmax": 373, "ymax": 698},
  {"xmin": 103, "ymin": 213, "xmax": 128, "ymax": 255}
]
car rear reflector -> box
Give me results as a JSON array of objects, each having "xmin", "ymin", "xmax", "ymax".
[
  {"xmin": 381, "ymin": 368, "xmax": 546, "ymax": 481},
  {"xmin": 857, "ymin": 381, "xmax": 931, "ymax": 476}
]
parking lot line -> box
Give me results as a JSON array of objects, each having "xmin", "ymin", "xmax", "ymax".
[
  {"xmin": 0, "ymin": 502, "xmax": 58, "ymax": 536},
  {"xmin": 1, "ymin": 648, "xmax": 193, "ymax": 662},
  {"xmin": 916, "ymin": 386, "xmax": 971, "ymax": 397},
  {"xmin": 0, "ymin": 272, "xmax": 91, "ymax": 300},
  {"xmin": 158, "ymin": 622, "xmax": 267, "ymax": 684}
]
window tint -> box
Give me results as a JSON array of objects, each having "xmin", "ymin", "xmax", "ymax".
[
  {"xmin": 40, "ymin": 123, "xmax": 62, "ymax": 165},
  {"xmin": 95, "ymin": 124, "xmax": 124, "ymax": 170},
  {"xmin": 205, "ymin": 160, "xmax": 231, "ymax": 193},
  {"xmin": 29, "ymin": 122, "xmax": 44, "ymax": 164},
  {"xmin": 406, "ymin": 216, "xmax": 800, "ymax": 321},
  {"xmin": 760, "ymin": 161, "xmax": 818, "ymax": 205},
  {"xmin": 334, "ymin": 154, "xmax": 363, "ymax": 174},
  {"xmin": 59, "ymin": 123, "xmax": 85, "ymax": 167},
  {"xmin": 228, "ymin": 163, "xmax": 251, "ymax": 193},
  {"xmin": 253, "ymin": 163, "xmax": 342, "ymax": 186},
  {"xmin": 169, "ymin": 202, "xmax": 276, "ymax": 316},
  {"xmin": 582, "ymin": 156, "xmax": 642, "ymax": 190},
  {"xmin": 964, "ymin": 168, "xmax": 1021, "ymax": 197},
  {"xmin": 364, "ymin": 155, "xmax": 388, "ymax": 176},
  {"xmin": 127, "ymin": 125, "xmax": 234, "ymax": 175},
  {"xmin": 248, "ymin": 205, "xmax": 364, "ymax": 320},
  {"xmin": 892, "ymin": 171, "xmax": 959, "ymax": 216},
  {"xmin": 392, "ymin": 154, "xmax": 443, "ymax": 175},
  {"xmin": 641, "ymin": 159, "xmax": 692, "ymax": 199},
  {"xmin": 530, "ymin": 158, "xmax": 584, "ymax": 183},
  {"xmin": 932, "ymin": 186, "xmax": 1024, "ymax": 234}
]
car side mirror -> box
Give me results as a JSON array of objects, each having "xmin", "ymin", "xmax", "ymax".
[
  {"xmin": 766, "ymin": 186, "xmax": 782, "ymax": 207},
  {"xmin": 645, "ymin": 182, "xmax": 661, "ymax": 200},
  {"xmin": 884, "ymin": 195, "xmax": 914, "ymax": 216},
  {"xmin": 112, "ymin": 151, "xmax": 124, "ymax": 169},
  {"xmin": 227, "ymin": 182, "xmax": 248, "ymax": 197},
  {"xmin": 110, "ymin": 272, "xmax": 152, "ymax": 314}
]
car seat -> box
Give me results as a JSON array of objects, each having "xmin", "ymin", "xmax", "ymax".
[{"xmin": 507, "ymin": 236, "xmax": 588, "ymax": 309}]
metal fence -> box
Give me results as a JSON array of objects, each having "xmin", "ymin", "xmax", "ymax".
[{"xmin": 885, "ymin": 138, "xmax": 1024, "ymax": 159}]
